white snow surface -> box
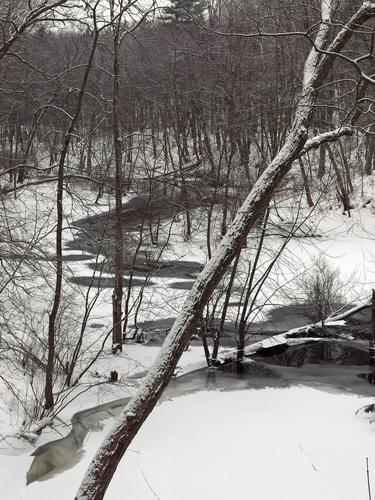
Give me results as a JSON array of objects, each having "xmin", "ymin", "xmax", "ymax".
[{"xmin": 2, "ymin": 386, "xmax": 375, "ymax": 500}]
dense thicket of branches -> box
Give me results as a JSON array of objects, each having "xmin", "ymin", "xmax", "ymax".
[{"xmin": 0, "ymin": 0, "xmax": 370, "ymax": 193}]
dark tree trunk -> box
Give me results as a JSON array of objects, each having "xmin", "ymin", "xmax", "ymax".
[
  {"xmin": 299, "ymin": 158, "xmax": 314, "ymax": 207},
  {"xmin": 44, "ymin": 31, "xmax": 99, "ymax": 411},
  {"xmin": 318, "ymin": 143, "xmax": 326, "ymax": 178},
  {"xmin": 112, "ymin": 15, "xmax": 124, "ymax": 351}
]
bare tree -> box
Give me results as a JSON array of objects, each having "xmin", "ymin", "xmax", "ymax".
[
  {"xmin": 111, "ymin": 0, "xmax": 126, "ymax": 351},
  {"xmin": 45, "ymin": 3, "xmax": 102, "ymax": 410}
]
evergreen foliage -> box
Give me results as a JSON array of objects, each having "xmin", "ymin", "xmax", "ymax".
[{"xmin": 164, "ymin": 0, "xmax": 205, "ymax": 22}]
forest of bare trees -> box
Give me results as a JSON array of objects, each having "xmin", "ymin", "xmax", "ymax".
[{"xmin": 2, "ymin": 1, "xmax": 375, "ymax": 499}]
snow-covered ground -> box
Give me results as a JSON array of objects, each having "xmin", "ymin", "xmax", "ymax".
[{"xmin": 2, "ymin": 174, "xmax": 375, "ymax": 498}]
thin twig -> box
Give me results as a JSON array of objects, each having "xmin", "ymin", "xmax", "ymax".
[{"xmin": 367, "ymin": 457, "xmax": 372, "ymax": 500}]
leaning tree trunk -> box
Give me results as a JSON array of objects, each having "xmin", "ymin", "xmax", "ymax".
[{"xmin": 76, "ymin": 2, "xmax": 368, "ymax": 498}]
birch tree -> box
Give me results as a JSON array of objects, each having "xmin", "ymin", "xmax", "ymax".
[{"xmin": 71, "ymin": 1, "xmax": 375, "ymax": 497}]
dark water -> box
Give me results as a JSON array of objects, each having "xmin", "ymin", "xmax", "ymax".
[
  {"xmin": 253, "ymin": 339, "xmax": 371, "ymax": 367},
  {"xmin": 26, "ymin": 398, "xmax": 129, "ymax": 484},
  {"xmin": 26, "ymin": 339, "xmax": 375, "ymax": 485}
]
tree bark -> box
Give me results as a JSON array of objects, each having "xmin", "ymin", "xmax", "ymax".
[
  {"xmin": 299, "ymin": 157, "xmax": 314, "ymax": 207},
  {"xmin": 326, "ymin": 144, "xmax": 351, "ymax": 213},
  {"xmin": 112, "ymin": 14, "xmax": 124, "ymax": 351},
  {"xmin": 318, "ymin": 143, "xmax": 326, "ymax": 178}
]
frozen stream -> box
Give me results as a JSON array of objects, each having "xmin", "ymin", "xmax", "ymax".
[{"xmin": 25, "ymin": 339, "xmax": 375, "ymax": 500}]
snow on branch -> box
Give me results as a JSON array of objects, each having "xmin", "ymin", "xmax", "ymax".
[
  {"xmin": 301, "ymin": 126, "xmax": 354, "ymax": 154},
  {"xmin": 326, "ymin": 299, "xmax": 371, "ymax": 322}
]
